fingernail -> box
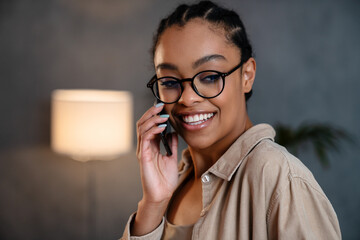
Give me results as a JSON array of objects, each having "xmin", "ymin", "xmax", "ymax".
[
  {"xmin": 158, "ymin": 124, "xmax": 167, "ymax": 128},
  {"xmin": 160, "ymin": 114, "xmax": 169, "ymax": 118},
  {"xmin": 155, "ymin": 103, "xmax": 164, "ymax": 108}
]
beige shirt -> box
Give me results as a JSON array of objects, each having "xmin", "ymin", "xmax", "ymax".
[{"xmin": 121, "ymin": 124, "xmax": 341, "ymax": 240}]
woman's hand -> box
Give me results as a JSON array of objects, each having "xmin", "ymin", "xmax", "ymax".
[
  {"xmin": 132, "ymin": 103, "xmax": 178, "ymax": 236},
  {"xmin": 136, "ymin": 103, "xmax": 179, "ymax": 203}
]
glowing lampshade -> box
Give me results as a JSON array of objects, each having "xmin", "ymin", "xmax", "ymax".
[{"xmin": 51, "ymin": 89, "xmax": 133, "ymax": 161}]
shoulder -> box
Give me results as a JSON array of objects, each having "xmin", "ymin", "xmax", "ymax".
[
  {"xmin": 233, "ymin": 131, "xmax": 341, "ymax": 238},
  {"xmin": 242, "ymin": 139, "xmax": 326, "ymax": 199},
  {"xmin": 244, "ymin": 139, "xmax": 313, "ymax": 179}
]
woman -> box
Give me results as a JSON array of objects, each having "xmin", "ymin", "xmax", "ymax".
[{"xmin": 122, "ymin": 1, "xmax": 341, "ymax": 239}]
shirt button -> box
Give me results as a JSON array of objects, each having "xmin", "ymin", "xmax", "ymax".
[{"xmin": 201, "ymin": 174, "xmax": 210, "ymax": 183}]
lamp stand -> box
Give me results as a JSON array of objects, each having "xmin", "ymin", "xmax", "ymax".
[{"xmin": 87, "ymin": 162, "xmax": 97, "ymax": 240}]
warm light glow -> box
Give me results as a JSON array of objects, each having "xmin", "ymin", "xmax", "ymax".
[{"xmin": 51, "ymin": 89, "xmax": 133, "ymax": 161}]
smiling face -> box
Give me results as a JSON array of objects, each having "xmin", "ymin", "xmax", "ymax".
[{"xmin": 154, "ymin": 19, "xmax": 255, "ymax": 155}]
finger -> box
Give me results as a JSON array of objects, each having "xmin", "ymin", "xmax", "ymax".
[
  {"xmin": 137, "ymin": 114, "xmax": 169, "ymax": 138},
  {"xmin": 138, "ymin": 129, "xmax": 164, "ymax": 163},
  {"xmin": 137, "ymin": 103, "xmax": 165, "ymax": 127},
  {"xmin": 137, "ymin": 114, "xmax": 169, "ymax": 155},
  {"xmin": 141, "ymin": 124, "xmax": 168, "ymax": 142},
  {"xmin": 137, "ymin": 124, "xmax": 168, "ymax": 158}
]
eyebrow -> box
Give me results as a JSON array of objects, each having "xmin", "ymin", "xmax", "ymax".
[
  {"xmin": 155, "ymin": 54, "xmax": 227, "ymax": 72},
  {"xmin": 192, "ymin": 54, "xmax": 227, "ymax": 69},
  {"xmin": 156, "ymin": 63, "xmax": 177, "ymax": 71}
]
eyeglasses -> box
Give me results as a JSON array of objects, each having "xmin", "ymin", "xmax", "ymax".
[{"xmin": 147, "ymin": 61, "xmax": 244, "ymax": 104}]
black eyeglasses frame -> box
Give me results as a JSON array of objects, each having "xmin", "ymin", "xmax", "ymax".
[{"xmin": 147, "ymin": 60, "xmax": 244, "ymax": 104}]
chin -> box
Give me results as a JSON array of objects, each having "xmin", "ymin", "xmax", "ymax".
[{"xmin": 183, "ymin": 134, "xmax": 215, "ymax": 150}]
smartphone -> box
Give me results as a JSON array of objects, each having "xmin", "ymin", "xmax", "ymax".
[{"xmin": 156, "ymin": 100, "xmax": 172, "ymax": 156}]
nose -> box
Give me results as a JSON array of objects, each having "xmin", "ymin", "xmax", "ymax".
[{"xmin": 178, "ymin": 82, "xmax": 203, "ymax": 106}]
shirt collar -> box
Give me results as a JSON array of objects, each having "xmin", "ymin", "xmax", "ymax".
[{"xmin": 180, "ymin": 123, "xmax": 276, "ymax": 181}]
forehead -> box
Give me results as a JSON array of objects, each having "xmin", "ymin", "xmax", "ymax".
[{"xmin": 154, "ymin": 19, "xmax": 240, "ymax": 66}]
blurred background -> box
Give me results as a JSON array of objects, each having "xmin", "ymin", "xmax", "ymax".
[{"xmin": 0, "ymin": 0, "xmax": 359, "ymax": 239}]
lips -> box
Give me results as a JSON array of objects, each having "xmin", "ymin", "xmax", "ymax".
[{"xmin": 182, "ymin": 113, "xmax": 214, "ymax": 125}]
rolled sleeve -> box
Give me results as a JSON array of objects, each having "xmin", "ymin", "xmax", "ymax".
[{"xmin": 120, "ymin": 212, "xmax": 165, "ymax": 240}]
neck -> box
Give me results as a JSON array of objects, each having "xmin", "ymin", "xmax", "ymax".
[{"xmin": 188, "ymin": 116, "xmax": 253, "ymax": 179}]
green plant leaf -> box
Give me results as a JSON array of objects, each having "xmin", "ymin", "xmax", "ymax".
[{"xmin": 274, "ymin": 122, "xmax": 354, "ymax": 168}]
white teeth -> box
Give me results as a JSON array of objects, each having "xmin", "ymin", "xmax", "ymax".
[{"xmin": 182, "ymin": 113, "xmax": 214, "ymax": 125}]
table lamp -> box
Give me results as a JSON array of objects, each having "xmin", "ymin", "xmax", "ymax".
[{"xmin": 51, "ymin": 89, "xmax": 133, "ymax": 161}]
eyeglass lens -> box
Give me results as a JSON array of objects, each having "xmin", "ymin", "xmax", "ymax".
[{"xmin": 153, "ymin": 71, "xmax": 224, "ymax": 103}]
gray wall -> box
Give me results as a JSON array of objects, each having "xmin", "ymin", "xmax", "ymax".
[{"xmin": 0, "ymin": 0, "xmax": 359, "ymax": 239}]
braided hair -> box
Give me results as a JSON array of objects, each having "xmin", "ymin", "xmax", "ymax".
[{"xmin": 151, "ymin": 0, "xmax": 254, "ymax": 101}]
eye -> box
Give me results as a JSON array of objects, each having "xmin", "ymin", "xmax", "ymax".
[
  {"xmin": 197, "ymin": 72, "xmax": 221, "ymax": 84},
  {"xmin": 159, "ymin": 78, "xmax": 180, "ymax": 89}
]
